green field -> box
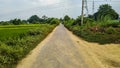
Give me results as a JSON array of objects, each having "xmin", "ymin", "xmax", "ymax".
[
  {"xmin": 0, "ymin": 24, "xmax": 56, "ymax": 68},
  {"xmin": 0, "ymin": 24, "xmax": 48, "ymax": 41}
]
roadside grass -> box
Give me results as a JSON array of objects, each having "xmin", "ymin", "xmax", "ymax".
[
  {"xmin": 0, "ymin": 24, "xmax": 57, "ymax": 68},
  {"xmin": 64, "ymin": 20, "xmax": 120, "ymax": 44}
]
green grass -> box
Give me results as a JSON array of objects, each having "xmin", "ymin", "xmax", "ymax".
[
  {"xmin": 64, "ymin": 20, "xmax": 120, "ymax": 44},
  {"xmin": 0, "ymin": 24, "xmax": 46, "ymax": 41},
  {"xmin": 0, "ymin": 24, "xmax": 57, "ymax": 68}
]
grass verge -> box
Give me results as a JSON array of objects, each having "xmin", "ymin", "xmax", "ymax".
[{"xmin": 0, "ymin": 24, "xmax": 57, "ymax": 68}]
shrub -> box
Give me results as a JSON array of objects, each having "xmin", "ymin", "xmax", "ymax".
[
  {"xmin": 105, "ymin": 27, "xmax": 117, "ymax": 34},
  {"xmin": 100, "ymin": 21, "xmax": 120, "ymax": 28}
]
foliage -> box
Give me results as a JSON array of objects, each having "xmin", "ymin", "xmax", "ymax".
[
  {"xmin": 63, "ymin": 4, "xmax": 120, "ymax": 44},
  {"xmin": 94, "ymin": 4, "xmax": 119, "ymax": 21},
  {"xmin": 105, "ymin": 27, "xmax": 117, "ymax": 34},
  {"xmin": 0, "ymin": 19, "xmax": 28, "ymax": 25},
  {"xmin": 0, "ymin": 24, "xmax": 57, "ymax": 68},
  {"xmin": 46, "ymin": 18, "xmax": 60, "ymax": 25},
  {"xmin": 63, "ymin": 15, "xmax": 71, "ymax": 21},
  {"xmin": 99, "ymin": 20, "xmax": 120, "ymax": 28},
  {"xmin": 64, "ymin": 18, "xmax": 120, "ymax": 44},
  {"xmin": 0, "ymin": 21, "xmax": 11, "ymax": 25},
  {"xmin": 9, "ymin": 19, "xmax": 24, "ymax": 25},
  {"xmin": 27, "ymin": 15, "xmax": 41, "ymax": 24},
  {"xmin": 0, "ymin": 15, "xmax": 60, "ymax": 25},
  {"xmin": 42, "ymin": 15, "xmax": 48, "ymax": 20},
  {"xmin": 64, "ymin": 19, "xmax": 75, "ymax": 28}
]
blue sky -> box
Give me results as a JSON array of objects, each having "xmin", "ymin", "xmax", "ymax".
[{"xmin": 0, "ymin": 0, "xmax": 120, "ymax": 21}]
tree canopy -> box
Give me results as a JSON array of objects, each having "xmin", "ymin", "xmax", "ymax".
[
  {"xmin": 27, "ymin": 15, "xmax": 40, "ymax": 23},
  {"xmin": 64, "ymin": 15, "xmax": 71, "ymax": 21},
  {"xmin": 94, "ymin": 4, "xmax": 119, "ymax": 21}
]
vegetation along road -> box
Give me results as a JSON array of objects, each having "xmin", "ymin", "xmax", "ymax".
[{"xmin": 17, "ymin": 23, "xmax": 120, "ymax": 68}]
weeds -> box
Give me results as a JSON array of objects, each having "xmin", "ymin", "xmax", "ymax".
[
  {"xmin": 0, "ymin": 24, "xmax": 56, "ymax": 68},
  {"xmin": 63, "ymin": 18, "xmax": 120, "ymax": 44}
]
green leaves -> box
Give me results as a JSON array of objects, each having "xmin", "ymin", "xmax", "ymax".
[
  {"xmin": 27, "ymin": 15, "xmax": 41, "ymax": 24},
  {"xmin": 94, "ymin": 4, "xmax": 119, "ymax": 21}
]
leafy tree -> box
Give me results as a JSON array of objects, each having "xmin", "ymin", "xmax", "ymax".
[
  {"xmin": 73, "ymin": 16, "xmax": 81, "ymax": 25},
  {"xmin": 27, "ymin": 15, "xmax": 40, "ymax": 23},
  {"xmin": 64, "ymin": 15, "xmax": 71, "ymax": 21},
  {"xmin": 73, "ymin": 16, "xmax": 94, "ymax": 26},
  {"xmin": 46, "ymin": 18, "xmax": 60, "ymax": 25},
  {"xmin": 10, "ymin": 19, "xmax": 22, "ymax": 25},
  {"xmin": 50, "ymin": 18, "xmax": 60, "ymax": 25},
  {"xmin": 42, "ymin": 15, "xmax": 48, "ymax": 20},
  {"xmin": 40, "ymin": 15, "xmax": 48, "ymax": 23},
  {"xmin": 60, "ymin": 18, "xmax": 63, "ymax": 22},
  {"xmin": 22, "ymin": 20, "xmax": 28, "ymax": 24},
  {"xmin": 94, "ymin": 4, "xmax": 119, "ymax": 21},
  {"xmin": 88, "ymin": 14, "xmax": 94, "ymax": 19},
  {"xmin": 0, "ymin": 21, "xmax": 10, "ymax": 25},
  {"xmin": 46, "ymin": 18, "xmax": 54, "ymax": 24}
]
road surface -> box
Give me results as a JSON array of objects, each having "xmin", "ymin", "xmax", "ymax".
[{"xmin": 17, "ymin": 24, "xmax": 104, "ymax": 68}]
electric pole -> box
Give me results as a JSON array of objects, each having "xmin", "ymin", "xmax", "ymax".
[
  {"xmin": 92, "ymin": 0, "xmax": 94, "ymax": 14},
  {"xmin": 85, "ymin": 0, "xmax": 88, "ymax": 16},
  {"xmin": 81, "ymin": 0, "xmax": 84, "ymax": 25}
]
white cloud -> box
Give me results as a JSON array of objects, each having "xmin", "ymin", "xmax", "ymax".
[
  {"xmin": 39, "ymin": 0, "xmax": 61, "ymax": 5},
  {"xmin": 0, "ymin": 0, "xmax": 120, "ymax": 21},
  {"xmin": 29, "ymin": 0, "xmax": 61, "ymax": 6}
]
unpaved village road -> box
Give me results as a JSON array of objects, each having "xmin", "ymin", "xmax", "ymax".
[{"xmin": 17, "ymin": 24, "xmax": 107, "ymax": 68}]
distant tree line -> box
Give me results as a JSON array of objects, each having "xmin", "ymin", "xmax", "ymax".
[{"xmin": 0, "ymin": 15, "xmax": 60, "ymax": 25}]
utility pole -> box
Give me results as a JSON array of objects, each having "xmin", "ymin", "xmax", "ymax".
[
  {"xmin": 92, "ymin": 0, "xmax": 94, "ymax": 14},
  {"xmin": 81, "ymin": 0, "xmax": 84, "ymax": 25},
  {"xmin": 85, "ymin": 0, "xmax": 88, "ymax": 16}
]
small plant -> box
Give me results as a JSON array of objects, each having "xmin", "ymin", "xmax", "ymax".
[{"xmin": 105, "ymin": 27, "xmax": 117, "ymax": 34}]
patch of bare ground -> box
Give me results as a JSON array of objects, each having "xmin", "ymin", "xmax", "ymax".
[{"xmin": 67, "ymin": 29, "xmax": 120, "ymax": 68}]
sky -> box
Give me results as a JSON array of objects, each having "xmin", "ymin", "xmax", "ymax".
[{"xmin": 0, "ymin": 0, "xmax": 120, "ymax": 21}]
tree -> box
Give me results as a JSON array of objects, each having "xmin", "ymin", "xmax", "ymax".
[
  {"xmin": 42, "ymin": 15, "xmax": 48, "ymax": 20},
  {"xmin": 0, "ymin": 21, "xmax": 10, "ymax": 25},
  {"xmin": 73, "ymin": 16, "xmax": 81, "ymax": 25},
  {"xmin": 94, "ymin": 4, "xmax": 119, "ymax": 21},
  {"xmin": 10, "ymin": 19, "xmax": 22, "ymax": 25},
  {"xmin": 50, "ymin": 18, "xmax": 60, "ymax": 25},
  {"xmin": 22, "ymin": 20, "xmax": 28, "ymax": 24},
  {"xmin": 27, "ymin": 15, "xmax": 40, "ymax": 23},
  {"xmin": 46, "ymin": 18, "xmax": 60, "ymax": 25},
  {"xmin": 88, "ymin": 14, "xmax": 94, "ymax": 19},
  {"xmin": 64, "ymin": 15, "xmax": 71, "ymax": 21}
]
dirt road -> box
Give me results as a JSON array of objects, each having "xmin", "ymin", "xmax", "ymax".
[{"xmin": 17, "ymin": 24, "xmax": 119, "ymax": 68}]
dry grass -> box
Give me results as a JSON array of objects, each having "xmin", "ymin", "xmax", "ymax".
[
  {"xmin": 78, "ymin": 39, "xmax": 120, "ymax": 68},
  {"xmin": 68, "ymin": 30, "xmax": 120, "ymax": 68}
]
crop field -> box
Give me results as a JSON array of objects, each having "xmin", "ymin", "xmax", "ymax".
[
  {"xmin": 0, "ymin": 24, "xmax": 56, "ymax": 68},
  {"xmin": 0, "ymin": 24, "xmax": 46, "ymax": 41}
]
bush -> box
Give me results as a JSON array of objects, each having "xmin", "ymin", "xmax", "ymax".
[
  {"xmin": 105, "ymin": 27, "xmax": 117, "ymax": 34},
  {"xmin": 100, "ymin": 21, "xmax": 120, "ymax": 28}
]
